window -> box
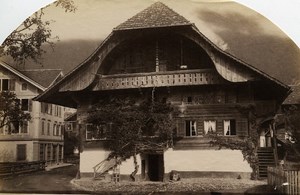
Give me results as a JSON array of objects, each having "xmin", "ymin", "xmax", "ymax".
[
  {"xmin": 17, "ymin": 144, "xmax": 26, "ymax": 161},
  {"xmin": 86, "ymin": 124, "xmax": 107, "ymax": 140},
  {"xmin": 53, "ymin": 123, "xmax": 57, "ymax": 136},
  {"xmin": 39, "ymin": 144, "xmax": 45, "ymax": 161},
  {"xmin": 185, "ymin": 120, "xmax": 197, "ymax": 136},
  {"xmin": 21, "ymin": 83, "xmax": 28, "ymax": 91},
  {"xmin": 47, "ymin": 122, "xmax": 50, "ymax": 135},
  {"xmin": 21, "ymin": 99, "xmax": 29, "ymax": 111},
  {"xmin": 20, "ymin": 121, "xmax": 28, "ymax": 133},
  {"xmin": 0, "ymin": 79, "xmax": 15, "ymax": 91},
  {"xmin": 204, "ymin": 120, "xmax": 216, "ymax": 135},
  {"xmin": 41, "ymin": 120, "xmax": 45, "ymax": 135},
  {"xmin": 224, "ymin": 120, "xmax": 236, "ymax": 136},
  {"xmin": 187, "ymin": 96, "xmax": 193, "ymax": 104},
  {"xmin": 65, "ymin": 121, "xmax": 76, "ymax": 132},
  {"xmin": 41, "ymin": 103, "xmax": 52, "ymax": 115},
  {"xmin": 47, "ymin": 104, "xmax": 52, "ymax": 115},
  {"xmin": 56, "ymin": 124, "xmax": 60, "ymax": 136},
  {"xmin": 9, "ymin": 121, "xmax": 28, "ymax": 134}
]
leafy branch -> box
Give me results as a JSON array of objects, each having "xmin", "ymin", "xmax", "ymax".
[{"xmin": 0, "ymin": 0, "xmax": 76, "ymax": 64}]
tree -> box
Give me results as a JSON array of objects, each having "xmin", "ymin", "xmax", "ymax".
[
  {"xmin": 0, "ymin": 91, "xmax": 31, "ymax": 134},
  {"xmin": 87, "ymin": 95, "xmax": 176, "ymax": 181},
  {"xmin": 280, "ymin": 105, "xmax": 300, "ymax": 162},
  {"xmin": 0, "ymin": 0, "xmax": 76, "ymax": 64}
]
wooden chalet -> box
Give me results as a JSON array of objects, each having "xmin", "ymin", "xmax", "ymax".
[{"xmin": 36, "ymin": 2, "xmax": 291, "ymax": 180}]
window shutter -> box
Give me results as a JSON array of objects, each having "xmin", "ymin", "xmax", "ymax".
[
  {"xmin": 9, "ymin": 79, "xmax": 16, "ymax": 91},
  {"xmin": 17, "ymin": 144, "xmax": 26, "ymax": 161},
  {"xmin": 236, "ymin": 119, "xmax": 248, "ymax": 137},
  {"xmin": 28, "ymin": 99, "xmax": 32, "ymax": 112},
  {"xmin": 176, "ymin": 119, "xmax": 185, "ymax": 137}
]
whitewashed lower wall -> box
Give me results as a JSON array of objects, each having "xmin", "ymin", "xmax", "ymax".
[
  {"xmin": 80, "ymin": 148, "xmax": 251, "ymax": 174},
  {"xmin": 164, "ymin": 149, "xmax": 252, "ymax": 173},
  {"xmin": 80, "ymin": 149, "xmax": 141, "ymax": 174}
]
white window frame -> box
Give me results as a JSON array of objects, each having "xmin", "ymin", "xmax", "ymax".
[{"xmin": 204, "ymin": 120, "xmax": 216, "ymax": 135}]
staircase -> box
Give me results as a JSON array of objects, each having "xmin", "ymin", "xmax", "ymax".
[
  {"xmin": 93, "ymin": 158, "xmax": 120, "ymax": 180},
  {"xmin": 257, "ymin": 147, "xmax": 276, "ymax": 178}
]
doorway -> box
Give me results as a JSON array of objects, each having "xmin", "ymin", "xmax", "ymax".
[{"xmin": 147, "ymin": 154, "xmax": 164, "ymax": 181}]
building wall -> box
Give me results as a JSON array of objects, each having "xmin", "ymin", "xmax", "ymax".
[
  {"xmin": 0, "ymin": 141, "xmax": 33, "ymax": 162},
  {"xmin": 0, "ymin": 66, "xmax": 66, "ymax": 163},
  {"xmin": 79, "ymin": 148, "xmax": 251, "ymax": 178}
]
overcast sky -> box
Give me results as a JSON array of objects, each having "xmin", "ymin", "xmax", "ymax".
[{"xmin": 0, "ymin": 0, "xmax": 299, "ymax": 48}]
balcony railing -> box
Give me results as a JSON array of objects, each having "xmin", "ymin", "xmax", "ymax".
[{"xmin": 93, "ymin": 69, "xmax": 224, "ymax": 91}]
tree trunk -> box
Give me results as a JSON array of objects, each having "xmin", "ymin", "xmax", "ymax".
[{"xmin": 130, "ymin": 147, "xmax": 139, "ymax": 181}]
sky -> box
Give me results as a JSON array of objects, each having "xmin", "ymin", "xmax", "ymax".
[{"xmin": 0, "ymin": 0, "xmax": 300, "ymax": 48}]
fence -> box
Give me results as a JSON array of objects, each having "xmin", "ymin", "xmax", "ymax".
[
  {"xmin": 268, "ymin": 166, "xmax": 300, "ymax": 194},
  {"xmin": 0, "ymin": 161, "xmax": 46, "ymax": 177}
]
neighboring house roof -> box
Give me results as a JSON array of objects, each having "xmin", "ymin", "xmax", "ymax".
[
  {"xmin": 283, "ymin": 85, "xmax": 300, "ymax": 105},
  {"xmin": 20, "ymin": 69, "xmax": 63, "ymax": 88},
  {"xmin": 0, "ymin": 61, "xmax": 46, "ymax": 91},
  {"xmin": 114, "ymin": 2, "xmax": 191, "ymax": 31},
  {"xmin": 0, "ymin": 61, "xmax": 63, "ymax": 91}
]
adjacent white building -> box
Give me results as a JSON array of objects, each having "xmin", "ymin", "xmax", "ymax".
[{"xmin": 0, "ymin": 61, "xmax": 67, "ymax": 165}]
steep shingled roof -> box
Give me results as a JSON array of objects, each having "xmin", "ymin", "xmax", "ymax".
[
  {"xmin": 283, "ymin": 85, "xmax": 300, "ymax": 105},
  {"xmin": 114, "ymin": 2, "xmax": 192, "ymax": 31},
  {"xmin": 20, "ymin": 69, "xmax": 63, "ymax": 88}
]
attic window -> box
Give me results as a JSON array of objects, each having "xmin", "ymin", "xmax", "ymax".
[{"xmin": 21, "ymin": 83, "xmax": 28, "ymax": 91}]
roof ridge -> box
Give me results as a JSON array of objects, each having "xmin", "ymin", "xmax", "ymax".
[
  {"xmin": 20, "ymin": 69, "xmax": 62, "ymax": 71},
  {"xmin": 114, "ymin": 1, "xmax": 191, "ymax": 31}
]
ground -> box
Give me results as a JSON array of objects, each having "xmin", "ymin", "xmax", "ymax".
[
  {"xmin": 0, "ymin": 165, "xmax": 278, "ymax": 194},
  {"xmin": 72, "ymin": 177, "xmax": 267, "ymax": 194},
  {"xmin": 0, "ymin": 164, "xmax": 84, "ymax": 193}
]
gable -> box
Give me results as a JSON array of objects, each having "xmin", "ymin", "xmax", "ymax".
[
  {"xmin": 35, "ymin": 2, "xmax": 290, "ymax": 108},
  {"xmin": 114, "ymin": 2, "xmax": 192, "ymax": 31}
]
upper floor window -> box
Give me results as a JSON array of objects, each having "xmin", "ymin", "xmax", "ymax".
[
  {"xmin": 21, "ymin": 83, "xmax": 28, "ymax": 91},
  {"xmin": 21, "ymin": 99, "xmax": 29, "ymax": 111},
  {"xmin": 47, "ymin": 121, "xmax": 51, "ymax": 135},
  {"xmin": 0, "ymin": 79, "xmax": 15, "ymax": 91},
  {"xmin": 224, "ymin": 120, "xmax": 236, "ymax": 136},
  {"xmin": 41, "ymin": 102, "xmax": 52, "ymax": 115},
  {"xmin": 185, "ymin": 120, "xmax": 197, "ymax": 137},
  {"xmin": 9, "ymin": 121, "xmax": 29, "ymax": 134},
  {"xmin": 41, "ymin": 120, "xmax": 45, "ymax": 135},
  {"xmin": 53, "ymin": 123, "xmax": 57, "ymax": 136},
  {"xmin": 204, "ymin": 120, "xmax": 216, "ymax": 135}
]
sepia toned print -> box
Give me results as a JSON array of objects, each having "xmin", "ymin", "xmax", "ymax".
[{"xmin": 0, "ymin": 0, "xmax": 299, "ymax": 194}]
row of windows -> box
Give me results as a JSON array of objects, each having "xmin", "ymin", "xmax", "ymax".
[
  {"xmin": 185, "ymin": 119, "xmax": 236, "ymax": 137},
  {"xmin": 41, "ymin": 120, "xmax": 63, "ymax": 136},
  {"xmin": 0, "ymin": 79, "xmax": 28, "ymax": 91},
  {"xmin": 0, "ymin": 121, "xmax": 29, "ymax": 135},
  {"xmin": 41, "ymin": 102, "xmax": 62, "ymax": 117},
  {"xmin": 84, "ymin": 119, "xmax": 237, "ymax": 141}
]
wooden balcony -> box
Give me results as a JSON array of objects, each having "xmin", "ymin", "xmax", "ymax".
[{"xmin": 93, "ymin": 69, "xmax": 224, "ymax": 91}]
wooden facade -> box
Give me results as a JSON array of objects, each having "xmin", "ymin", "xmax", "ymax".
[{"xmin": 35, "ymin": 2, "xmax": 290, "ymax": 179}]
